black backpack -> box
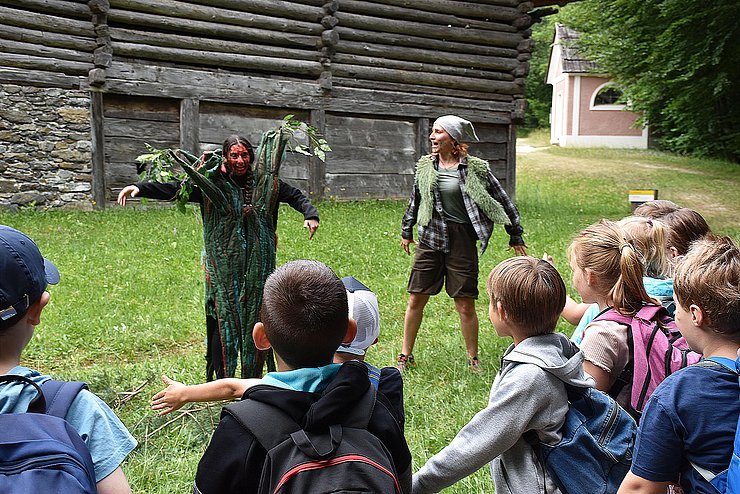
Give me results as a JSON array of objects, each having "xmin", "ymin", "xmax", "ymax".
[
  {"xmin": 224, "ymin": 376, "xmax": 402, "ymax": 494},
  {"xmin": 0, "ymin": 374, "xmax": 96, "ymax": 494}
]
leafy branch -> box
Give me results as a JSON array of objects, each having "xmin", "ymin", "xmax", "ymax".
[{"xmin": 281, "ymin": 114, "xmax": 332, "ymax": 162}]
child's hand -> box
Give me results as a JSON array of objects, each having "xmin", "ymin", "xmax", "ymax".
[{"xmin": 151, "ymin": 374, "xmax": 187, "ymax": 416}]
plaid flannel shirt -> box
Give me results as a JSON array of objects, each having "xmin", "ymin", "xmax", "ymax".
[{"xmin": 401, "ymin": 156, "xmax": 524, "ymax": 254}]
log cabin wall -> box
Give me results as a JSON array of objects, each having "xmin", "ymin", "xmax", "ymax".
[{"xmin": 0, "ymin": 0, "xmax": 537, "ymax": 209}]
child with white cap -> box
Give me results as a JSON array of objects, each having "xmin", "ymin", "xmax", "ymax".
[{"xmin": 151, "ymin": 275, "xmax": 404, "ymax": 425}]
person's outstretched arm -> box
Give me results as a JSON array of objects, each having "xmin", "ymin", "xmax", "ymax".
[
  {"xmin": 96, "ymin": 466, "xmax": 132, "ymax": 494},
  {"xmin": 277, "ymin": 180, "xmax": 319, "ymax": 239},
  {"xmin": 150, "ymin": 375, "xmax": 257, "ymax": 415}
]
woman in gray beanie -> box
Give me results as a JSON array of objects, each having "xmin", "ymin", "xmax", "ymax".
[{"xmin": 399, "ymin": 115, "xmax": 526, "ymax": 373}]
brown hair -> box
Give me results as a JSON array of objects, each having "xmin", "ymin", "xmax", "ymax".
[
  {"xmin": 673, "ymin": 235, "xmax": 740, "ymax": 341},
  {"xmin": 260, "ymin": 260, "xmax": 348, "ymax": 368},
  {"xmin": 486, "ymin": 256, "xmax": 566, "ymax": 336},
  {"xmin": 568, "ymin": 219, "xmax": 659, "ymax": 315},
  {"xmin": 617, "ymin": 216, "xmax": 671, "ymax": 278},
  {"xmin": 451, "ymin": 142, "xmax": 469, "ymax": 158},
  {"xmin": 633, "ymin": 200, "xmax": 680, "ymax": 218},
  {"xmin": 660, "ymin": 208, "xmax": 711, "ymax": 256}
]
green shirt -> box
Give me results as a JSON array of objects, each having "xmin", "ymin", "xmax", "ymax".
[{"xmin": 437, "ymin": 166, "xmax": 470, "ymax": 224}]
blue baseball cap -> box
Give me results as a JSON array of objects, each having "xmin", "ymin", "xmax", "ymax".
[{"xmin": 0, "ymin": 225, "xmax": 60, "ymax": 322}]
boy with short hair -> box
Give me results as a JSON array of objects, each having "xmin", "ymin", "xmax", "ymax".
[
  {"xmin": 193, "ymin": 260, "xmax": 411, "ymax": 494},
  {"xmin": 413, "ymin": 256, "xmax": 594, "ymax": 493},
  {"xmin": 618, "ymin": 235, "xmax": 740, "ymax": 494},
  {"xmin": 151, "ymin": 276, "xmax": 404, "ymax": 426},
  {"xmin": 0, "ymin": 225, "xmax": 137, "ymax": 494}
]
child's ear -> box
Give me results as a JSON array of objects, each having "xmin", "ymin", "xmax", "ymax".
[
  {"xmin": 25, "ymin": 292, "xmax": 50, "ymax": 326},
  {"xmin": 342, "ymin": 318, "xmax": 357, "ymax": 345},
  {"xmin": 252, "ymin": 322, "xmax": 272, "ymax": 351},
  {"xmin": 496, "ymin": 300, "xmax": 507, "ymax": 321},
  {"xmin": 584, "ymin": 268, "xmax": 595, "ymax": 286},
  {"xmin": 669, "ymin": 246, "xmax": 680, "ymax": 259},
  {"xmin": 688, "ymin": 304, "xmax": 705, "ymax": 328}
]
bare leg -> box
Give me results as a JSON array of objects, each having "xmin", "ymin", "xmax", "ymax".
[
  {"xmin": 402, "ymin": 292, "xmax": 430, "ymax": 356},
  {"xmin": 455, "ymin": 297, "xmax": 479, "ymax": 359}
]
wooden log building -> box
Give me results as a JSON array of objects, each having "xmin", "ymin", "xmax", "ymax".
[{"xmin": 0, "ymin": 0, "xmax": 572, "ymax": 208}]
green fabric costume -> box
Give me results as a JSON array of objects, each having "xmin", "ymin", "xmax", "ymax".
[{"xmin": 175, "ymin": 128, "xmax": 290, "ymax": 379}]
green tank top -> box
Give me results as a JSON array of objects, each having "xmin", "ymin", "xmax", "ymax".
[{"xmin": 437, "ymin": 167, "xmax": 470, "ymax": 224}]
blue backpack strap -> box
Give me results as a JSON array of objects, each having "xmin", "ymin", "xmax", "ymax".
[
  {"xmin": 705, "ymin": 357, "xmax": 740, "ymax": 374},
  {"xmin": 40, "ymin": 380, "xmax": 88, "ymax": 419}
]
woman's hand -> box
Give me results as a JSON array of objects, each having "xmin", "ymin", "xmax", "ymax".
[
  {"xmin": 151, "ymin": 375, "xmax": 187, "ymax": 416},
  {"xmin": 508, "ymin": 243, "xmax": 528, "ymax": 256},
  {"xmin": 117, "ymin": 185, "xmax": 140, "ymax": 207},
  {"xmin": 304, "ymin": 219, "xmax": 319, "ymax": 239},
  {"xmin": 401, "ymin": 237, "xmax": 416, "ymax": 255}
]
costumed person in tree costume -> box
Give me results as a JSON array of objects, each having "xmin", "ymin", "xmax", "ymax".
[
  {"xmin": 398, "ymin": 115, "xmax": 526, "ymax": 373},
  {"xmin": 118, "ymin": 130, "xmax": 319, "ymax": 380}
]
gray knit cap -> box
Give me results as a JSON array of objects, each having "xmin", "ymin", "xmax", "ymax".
[{"xmin": 434, "ymin": 115, "xmax": 479, "ymax": 143}]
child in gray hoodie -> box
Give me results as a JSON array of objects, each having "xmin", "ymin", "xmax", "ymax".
[{"xmin": 412, "ymin": 256, "xmax": 595, "ymax": 494}]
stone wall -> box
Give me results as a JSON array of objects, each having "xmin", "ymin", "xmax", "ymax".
[{"xmin": 0, "ymin": 84, "xmax": 93, "ymax": 211}]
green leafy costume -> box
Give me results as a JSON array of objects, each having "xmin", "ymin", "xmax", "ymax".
[{"xmin": 174, "ymin": 128, "xmax": 291, "ymax": 379}]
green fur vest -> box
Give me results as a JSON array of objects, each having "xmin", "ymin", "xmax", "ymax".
[{"xmin": 415, "ymin": 154, "xmax": 511, "ymax": 227}]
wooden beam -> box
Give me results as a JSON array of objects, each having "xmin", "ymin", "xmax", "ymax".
[
  {"xmin": 416, "ymin": 117, "xmax": 430, "ymax": 159},
  {"xmin": 106, "ymin": 9, "xmax": 319, "ymax": 49},
  {"xmin": 0, "ymin": 38, "xmax": 93, "ymax": 63},
  {"xmin": 332, "ymin": 53, "xmax": 515, "ymax": 81},
  {"xmin": 335, "ymin": 26, "xmax": 518, "ymax": 58},
  {"xmin": 90, "ymin": 90, "xmax": 106, "ymax": 209},
  {"xmin": 308, "ymin": 109, "xmax": 326, "ymax": 200},
  {"xmin": 506, "ymin": 124, "xmax": 516, "ymax": 199},
  {"xmin": 111, "ymin": 42, "xmax": 323, "ymax": 76},
  {"xmin": 2, "ymin": 0, "xmax": 90, "ymax": 19},
  {"xmin": 0, "ymin": 23, "xmax": 96, "ymax": 52},
  {"xmin": 164, "ymin": 0, "xmax": 322, "ymax": 22},
  {"xmin": 336, "ymin": 39, "xmax": 519, "ymax": 72},
  {"xmin": 109, "ymin": 0, "xmax": 322, "ymax": 35},
  {"xmin": 331, "ymin": 63, "xmax": 520, "ymax": 94},
  {"xmin": 109, "ymin": 27, "xmax": 319, "ymax": 62},
  {"xmin": 0, "ymin": 6, "xmax": 94, "ymax": 37},
  {"xmin": 0, "ymin": 53, "xmax": 92, "ymax": 75},
  {"xmin": 365, "ymin": 0, "xmax": 523, "ymax": 18},
  {"xmin": 179, "ymin": 98, "xmax": 199, "ymax": 156},
  {"xmin": 0, "ymin": 67, "xmax": 83, "ymax": 88},
  {"xmin": 338, "ymin": 0, "xmax": 517, "ymax": 32},
  {"xmin": 332, "ymin": 77, "xmax": 514, "ymax": 102},
  {"xmin": 335, "ymin": 11, "xmax": 524, "ymax": 48}
]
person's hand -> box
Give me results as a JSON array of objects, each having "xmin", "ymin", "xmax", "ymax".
[
  {"xmin": 117, "ymin": 185, "xmax": 140, "ymax": 207},
  {"xmin": 401, "ymin": 237, "xmax": 416, "ymax": 255},
  {"xmin": 542, "ymin": 251, "xmax": 554, "ymax": 264},
  {"xmin": 508, "ymin": 243, "xmax": 528, "ymax": 256},
  {"xmin": 304, "ymin": 219, "xmax": 319, "ymax": 240},
  {"xmin": 151, "ymin": 374, "xmax": 186, "ymax": 416}
]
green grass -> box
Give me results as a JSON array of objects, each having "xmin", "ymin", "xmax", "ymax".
[{"xmin": 0, "ymin": 145, "xmax": 737, "ymax": 493}]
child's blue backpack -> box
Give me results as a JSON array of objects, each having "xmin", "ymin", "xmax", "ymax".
[
  {"xmin": 689, "ymin": 356, "xmax": 740, "ymax": 493},
  {"xmin": 0, "ymin": 374, "xmax": 97, "ymax": 494},
  {"xmin": 525, "ymin": 377, "xmax": 637, "ymax": 494}
]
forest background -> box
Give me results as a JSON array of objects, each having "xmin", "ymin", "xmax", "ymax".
[{"xmin": 523, "ymin": 0, "xmax": 739, "ymax": 162}]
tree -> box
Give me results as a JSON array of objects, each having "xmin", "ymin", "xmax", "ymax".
[
  {"xmin": 523, "ymin": 15, "xmax": 558, "ymax": 130},
  {"xmin": 558, "ymin": 0, "xmax": 740, "ymax": 161}
]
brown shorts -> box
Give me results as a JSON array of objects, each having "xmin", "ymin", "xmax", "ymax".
[{"xmin": 407, "ymin": 222, "xmax": 479, "ymax": 299}]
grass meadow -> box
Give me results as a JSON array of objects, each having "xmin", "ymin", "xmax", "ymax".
[{"xmin": 1, "ymin": 138, "xmax": 738, "ymax": 493}]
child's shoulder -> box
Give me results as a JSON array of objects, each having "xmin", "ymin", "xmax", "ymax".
[{"xmin": 655, "ymin": 360, "xmax": 737, "ymax": 402}]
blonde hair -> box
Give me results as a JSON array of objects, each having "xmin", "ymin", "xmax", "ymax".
[
  {"xmin": 568, "ymin": 219, "xmax": 659, "ymax": 315},
  {"xmin": 673, "ymin": 235, "xmax": 740, "ymax": 341},
  {"xmin": 486, "ymin": 256, "xmax": 566, "ymax": 336},
  {"xmin": 617, "ymin": 216, "xmax": 671, "ymax": 278}
]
